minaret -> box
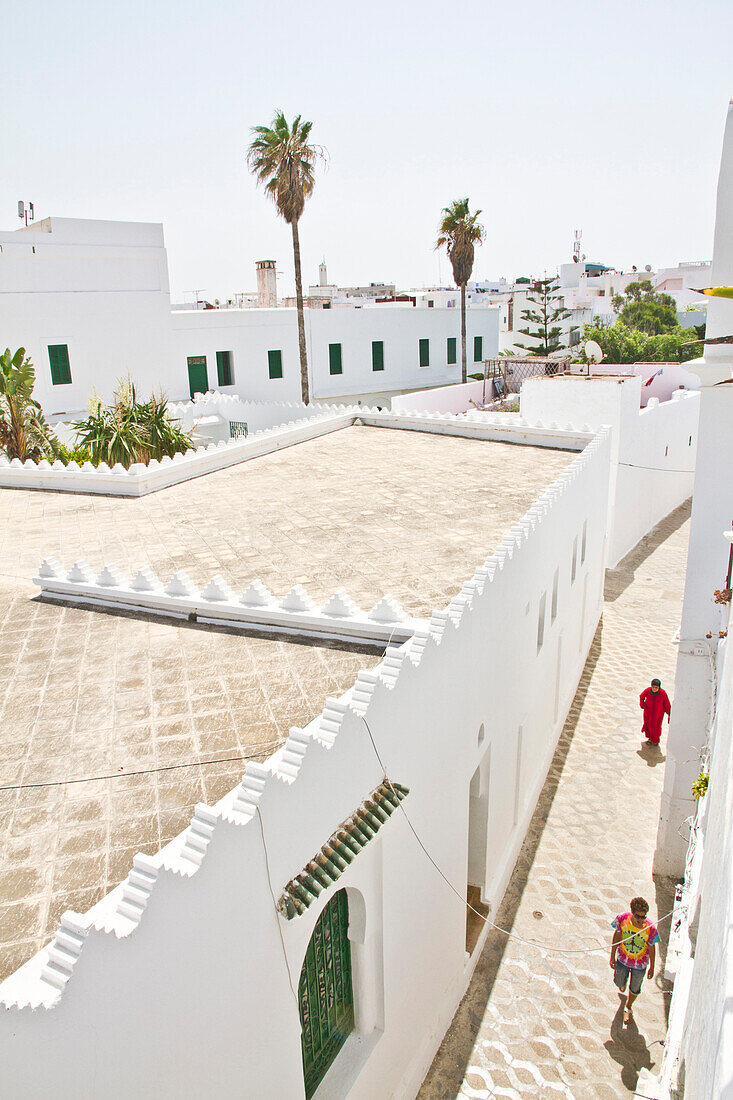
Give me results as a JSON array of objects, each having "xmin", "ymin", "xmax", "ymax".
[
  {"xmin": 655, "ymin": 99, "xmax": 733, "ymax": 876},
  {"xmin": 319, "ymin": 260, "xmax": 328, "ymax": 288},
  {"xmin": 256, "ymin": 260, "xmax": 277, "ymax": 308}
]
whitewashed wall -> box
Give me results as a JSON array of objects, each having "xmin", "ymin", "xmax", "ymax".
[
  {"xmin": 0, "ymin": 218, "xmax": 176, "ymax": 416},
  {"xmin": 390, "ymin": 379, "xmax": 492, "ymax": 414},
  {"xmin": 639, "ymin": 599, "xmax": 733, "ymax": 1099},
  {"xmin": 0, "ymin": 430, "xmax": 612, "ymax": 1100},
  {"xmin": 171, "ymin": 304, "xmax": 500, "ymax": 405},
  {"xmin": 610, "ymin": 391, "xmax": 698, "ymax": 565},
  {"xmin": 521, "ymin": 376, "xmax": 699, "ymax": 568}
]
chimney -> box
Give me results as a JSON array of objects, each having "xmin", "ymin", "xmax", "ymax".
[{"xmin": 256, "ymin": 260, "xmax": 277, "ymax": 308}]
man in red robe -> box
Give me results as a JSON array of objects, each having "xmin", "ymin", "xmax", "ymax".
[{"xmin": 639, "ymin": 679, "xmax": 671, "ymax": 745}]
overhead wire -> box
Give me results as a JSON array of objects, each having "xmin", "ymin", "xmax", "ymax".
[{"xmin": 359, "ymin": 715, "xmax": 675, "ymax": 960}]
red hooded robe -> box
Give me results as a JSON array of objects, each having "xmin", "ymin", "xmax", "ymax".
[{"xmin": 640, "ymin": 687, "xmax": 671, "ymax": 744}]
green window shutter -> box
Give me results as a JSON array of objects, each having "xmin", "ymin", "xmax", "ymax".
[
  {"xmin": 216, "ymin": 350, "xmax": 233, "ymax": 386},
  {"xmin": 329, "ymin": 343, "xmax": 343, "ymax": 375},
  {"xmin": 447, "ymin": 337, "xmax": 457, "ymax": 365},
  {"xmin": 48, "ymin": 344, "xmax": 72, "ymax": 385},
  {"xmin": 268, "ymin": 350, "xmax": 283, "ymax": 379},
  {"xmin": 474, "ymin": 335, "xmax": 483, "ymax": 362},
  {"xmin": 419, "ymin": 338, "xmax": 430, "ymax": 367},
  {"xmin": 371, "ymin": 341, "xmax": 384, "ymax": 371}
]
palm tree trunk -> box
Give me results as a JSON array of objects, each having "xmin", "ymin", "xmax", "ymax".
[
  {"xmin": 460, "ymin": 284, "xmax": 467, "ymax": 384},
  {"xmin": 291, "ymin": 219, "xmax": 309, "ymax": 404}
]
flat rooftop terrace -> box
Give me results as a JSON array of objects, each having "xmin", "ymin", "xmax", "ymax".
[{"xmin": 0, "ymin": 425, "xmax": 573, "ymax": 981}]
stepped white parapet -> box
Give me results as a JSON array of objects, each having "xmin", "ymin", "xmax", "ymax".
[{"xmin": 33, "ymin": 563, "xmax": 427, "ymax": 646}]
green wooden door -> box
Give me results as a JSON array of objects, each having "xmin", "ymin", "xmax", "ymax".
[
  {"xmin": 187, "ymin": 355, "xmax": 208, "ymax": 398},
  {"xmin": 299, "ymin": 889, "xmax": 354, "ymax": 1099}
]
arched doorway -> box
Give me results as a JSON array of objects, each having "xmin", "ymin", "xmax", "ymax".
[{"xmin": 299, "ymin": 889, "xmax": 355, "ymax": 1098}]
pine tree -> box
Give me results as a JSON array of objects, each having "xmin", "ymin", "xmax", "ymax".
[{"xmin": 514, "ymin": 277, "xmax": 571, "ymax": 356}]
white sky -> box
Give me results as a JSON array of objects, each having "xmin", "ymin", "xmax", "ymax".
[{"xmin": 2, "ymin": 0, "xmax": 732, "ymax": 301}]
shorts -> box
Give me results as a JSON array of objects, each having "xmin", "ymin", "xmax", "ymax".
[{"xmin": 614, "ymin": 960, "xmax": 644, "ymax": 996}]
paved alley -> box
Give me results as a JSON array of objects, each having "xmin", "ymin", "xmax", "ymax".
[{"xmin": 418, "ymin": 502, "xmax": 691, "ymax": 1099}]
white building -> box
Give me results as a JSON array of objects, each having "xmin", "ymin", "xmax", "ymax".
[
  {"xmin": 638, "ymin": 98, "xmax": 733, "ymax": 1100},
  {"xmin": 0, "ymin": 218, "xmax": 499, "ymax": 416}
]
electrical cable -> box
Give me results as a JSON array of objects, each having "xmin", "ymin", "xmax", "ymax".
[
  {"xmin": 617, "ymin": 461, "xmax": 695, "ymax": 475},
  {"xmin": 256, "ymin": 806, "xmax": 300, "ymax": 1008},
  {"xmin": 0, "ymin": 738, "xmax": 286, "ymax": 793},
  {"xmin": 359, "ymin": 715, "xmax": 675, "ymax": 960}
]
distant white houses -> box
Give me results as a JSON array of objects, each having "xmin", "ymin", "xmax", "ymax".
[
  {"xmin": 0, "ymin": 218, "xmax": 500, "ymax": 416},
  {"xmin": 472, "ymin": 258, "xmax": 711, "ymax": 355}
]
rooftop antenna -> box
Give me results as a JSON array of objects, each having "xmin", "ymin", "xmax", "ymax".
[
  {"xmin": 573, "ymin": 229, "xmax": 583, "ymax": 264},
  {"xmin": 17, "ymin": 200, "xmax": 35, "ymax": 227}
]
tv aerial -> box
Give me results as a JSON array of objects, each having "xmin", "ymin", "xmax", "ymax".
[{"xmin": 573, "ymin": 229, "xmax": 586, "ymax": 264}]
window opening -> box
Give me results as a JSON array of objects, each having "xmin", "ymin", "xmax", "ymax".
[
  {"xmin": 48, "ymin": 344, "xmax": 72, "ymax": 386},
  {"xmin": 268, "ymin": 349, "xmax": 283, "ymax": 379},
  {"xmin": 513, "ymin": 727, "xmax": 523, "ymax": 826},
  {"xmin": 419, "ymin": 338, "xmax": 430, "ymax": 368},
  {"xmin": 473, "ymin": 335, "xmax": 483, "ymax": 362},
  {"xmin": 299, "ymin": 889, "xmax": 354, "ymax": 1099},
  {"xmin": 581, "ymin": 520, "xmax": 587, "ymax": 565},
  {"xmin": 551, "ymin": 568, "xmax": 559, "ymax": 623},
  {"xmin": 571, "ymin": 537, "xmax": 578, "ymax": 584},
  {"xmin": 447, "ymin": 337, "xmax": 457, "ymax": 365},
  {"xmin": 216, "ymin": 350, "xmax": 233, "ymax": 387},
  {"xmin": 537, "ymin": 592, "xmax": 547, "ymax": 653},
  {"xmin": 329, "ymin": 343, "xmax": 343, "ymax": 375},
  {"xmin": 371, "ymin": 341, "xmax": 384, "ymax": 372}
]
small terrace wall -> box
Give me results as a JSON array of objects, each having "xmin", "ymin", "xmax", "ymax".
[
  {"xmin": 0, "ymin": 429, "xmax": 612, "ymax": 1099},
  {"xmin": 390, "ymin": 379, "xmax": 491, "ymax": 415}
]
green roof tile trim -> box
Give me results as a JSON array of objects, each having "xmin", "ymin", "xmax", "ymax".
[{"xmin": 277, "ymin": 780, "xmax": 409, "ymax": 919}]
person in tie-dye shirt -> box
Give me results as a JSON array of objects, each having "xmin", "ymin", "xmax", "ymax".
[{"xmin": 610, "ymin": 896, "xmax": 659, "ymax": 1024}]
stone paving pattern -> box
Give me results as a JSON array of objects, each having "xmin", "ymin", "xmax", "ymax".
[
  {"xmin": 0, "ymin": 426, "xmax": 572, "ymax": 982},
  {"xmin": 418, "ymin": 502, "xmax": 691, "ymax": 1099}
]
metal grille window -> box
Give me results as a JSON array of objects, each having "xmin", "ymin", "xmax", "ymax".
[
  {"xmin": 299, "ymin": 889, "xmax": 354, "ymax": 1099},
  {"xmin": 228, "ymin": 420, "xmax": 248, "ymax": 439},
  {"xmin": 48, "ymin": 344, "xmax": 72, "ymax": 385},
  {"xmin": 216, "ymin": 350, "xmax": 233, "ymax": 386}
]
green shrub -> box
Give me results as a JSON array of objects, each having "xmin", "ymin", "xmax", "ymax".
[{"xmin": 72, "ymin": 378, "xmax": 194, "ymax": 469}]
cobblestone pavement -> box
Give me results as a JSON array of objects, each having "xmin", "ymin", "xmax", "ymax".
[
  {"xmin": 0, "ymin": 427, "xmax": 571, "ymax": 982},
  {"xmin": 418, "ymin": 502, "xmax": 691, "ymax": 1100}
]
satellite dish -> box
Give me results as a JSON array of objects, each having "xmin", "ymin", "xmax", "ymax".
[{"xmin": 585, "ymin": 340, "xmax": 603, "ymax": 365}]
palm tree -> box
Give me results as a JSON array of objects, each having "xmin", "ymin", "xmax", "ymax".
[
  {"xmin": 436, "ymin": 199, "xmax": 485, "ymax": 384},
  {"xmin": 0, "ymin": 347, "xmax": 58, "ymax": 460},
  {"xmin": 247, "ymin": 111, "xmax": 325, "ymax": 404}
]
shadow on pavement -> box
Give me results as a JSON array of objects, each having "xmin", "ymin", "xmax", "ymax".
[
  {"xmin": 417, "ymin": 621, "xmax": 604, "ymax": 1098},
  {"xmin": 604, "ymin": 1001, "xmax": 654, "ymax": 1093},
  {"xmin": 604, "ymin": 500, "xmax": 691, "ymax": 604},
  {"xmin": 653, "ymin": 875, "xmax": 678, "ymax": 1026},
  {"xmin": 637, "ymin": 742, "xmax": 667, "ymax": 767}
]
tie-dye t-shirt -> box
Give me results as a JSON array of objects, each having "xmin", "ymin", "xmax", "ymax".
[{"xmin": 612, "ymin": 912, "xmax": 660, "ymax": 970}]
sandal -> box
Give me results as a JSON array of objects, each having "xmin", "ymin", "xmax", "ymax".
[{"xmin": 624, "ymin": 1007, "xmax": 633, "ymax": 1025}]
